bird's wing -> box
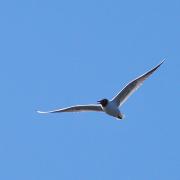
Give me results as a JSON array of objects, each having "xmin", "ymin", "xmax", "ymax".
[
  {"xmin": 111, "ymin": 60, "xmax": 164, "ymax": 107},
  {"xmin": 37, "ymin": 104, "xmax": 103, "ymax": 114}
]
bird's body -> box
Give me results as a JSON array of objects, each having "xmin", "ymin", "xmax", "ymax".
[
  {"xmin": 97, "ymin": 99, "xmax": 123, "ymax": 119},
  {"xmin": 37, "ymin": 60, "xmax": 164, "ymax": 120},
  {"xmin": 103, "ymin": 101, "xmax": 119, "ymax": 118},
  {"xmin": 103, "ymin": 103, "xmax": 123, "ymax": 120}
]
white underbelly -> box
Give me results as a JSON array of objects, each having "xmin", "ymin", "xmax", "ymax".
[{"xmin": 103, "ymin": 103, "xmax": 120, "ymax": 117}]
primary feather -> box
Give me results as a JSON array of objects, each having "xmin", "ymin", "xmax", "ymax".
[
  {"xmin": 111, "ymin": 60, "xmax": 164, "ymax": 107},
  {"xmin": 37, "ymin": 104, "xmax": 103, "ymax": 114}
]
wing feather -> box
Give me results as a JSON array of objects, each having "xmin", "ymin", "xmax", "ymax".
[
  {"xmin": 111, "ymin": 60, "xmax": 164, "ymax": 107},
  {"xmin": 37, "ymin": 104, "xmax": 103, "ymax": 114}
]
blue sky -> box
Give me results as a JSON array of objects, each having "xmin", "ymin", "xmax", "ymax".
[{"xmin": 0, "ymin": 0, "xmax": 180, "ymax": 179}]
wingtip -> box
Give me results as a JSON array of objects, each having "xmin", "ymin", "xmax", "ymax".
[
  {"xmin": 36, "ymin": 110, "xmax": 49, "ymax": 114},
  {"xmin": 155, "ymin": 59, "xmax": 165, "ymax": 69},
  {"xmin": 160, "ymin": 58, "xmax": 165, "ymax": 64}
]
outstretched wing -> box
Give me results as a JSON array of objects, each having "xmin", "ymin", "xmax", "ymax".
[
  {"xmin": 37, "ymin": 104, "xmax": 103, "ymax": 114},
  {"xmin": 111, "ymin": 60, "xmax": 164, "ymax": 107}
]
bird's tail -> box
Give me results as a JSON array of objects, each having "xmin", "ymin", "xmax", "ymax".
[{"xmin": 117, "ymin": 112, "xmax": 125, "ymax": 120}]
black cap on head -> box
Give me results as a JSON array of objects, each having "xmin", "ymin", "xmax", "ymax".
[{"xmin": 97, "ymin": 99, "xmax": 108, "ymax": 107}]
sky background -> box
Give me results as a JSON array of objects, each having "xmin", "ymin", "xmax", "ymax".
[{"xmin": 0, "ymin": 0, "xmax": 180, "ymax": 179}]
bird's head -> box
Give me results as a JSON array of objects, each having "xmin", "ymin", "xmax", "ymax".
[{"xmin": 97, "ymin": 98, "xmax": 109, "ymax": 107}]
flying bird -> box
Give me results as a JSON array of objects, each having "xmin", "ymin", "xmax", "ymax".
[{"xmin": 37, "ymin": 60, "xmax": 164, "ymax": 120}]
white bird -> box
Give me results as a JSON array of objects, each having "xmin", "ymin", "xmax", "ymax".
[{"xmin": 37, "ymin": 60, "xmax": 164, "ymax": 120}]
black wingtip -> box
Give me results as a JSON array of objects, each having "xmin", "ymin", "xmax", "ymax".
[
  {"xmin": 156, "ymin": 59, "xmax": 165, "ymax": 69},
  {"xmin": 153, "ymin": 59, "xmax": 165, "ymax": 71}
]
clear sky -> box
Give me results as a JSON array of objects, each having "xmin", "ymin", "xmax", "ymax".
[{"xmin": 0, "ymin": 0, "xmax": 179, "ymax": 179}]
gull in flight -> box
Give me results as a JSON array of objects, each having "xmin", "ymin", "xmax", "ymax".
[{"xmin": 37, "ymin": 60, "xmax": 164, "ymax": 120}]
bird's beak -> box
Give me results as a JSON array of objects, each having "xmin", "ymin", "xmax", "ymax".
[{"xmin": 97, "ymin": 100, "xmax": 101, "ymax": 104}]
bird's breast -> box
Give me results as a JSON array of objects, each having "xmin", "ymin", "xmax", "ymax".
[{"xmin": 102, "ymin": 102, "xmax": 119, "ymax": 117}]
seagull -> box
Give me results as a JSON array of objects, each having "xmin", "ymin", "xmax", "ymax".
[{"xmin": 37, "ymin": 60, "xmax": 164, "ymax": 120}]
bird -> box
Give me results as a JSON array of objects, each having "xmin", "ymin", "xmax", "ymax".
[{"xmin": 37, "ymin": 60, "xmax": 164, "ymax": 120}]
